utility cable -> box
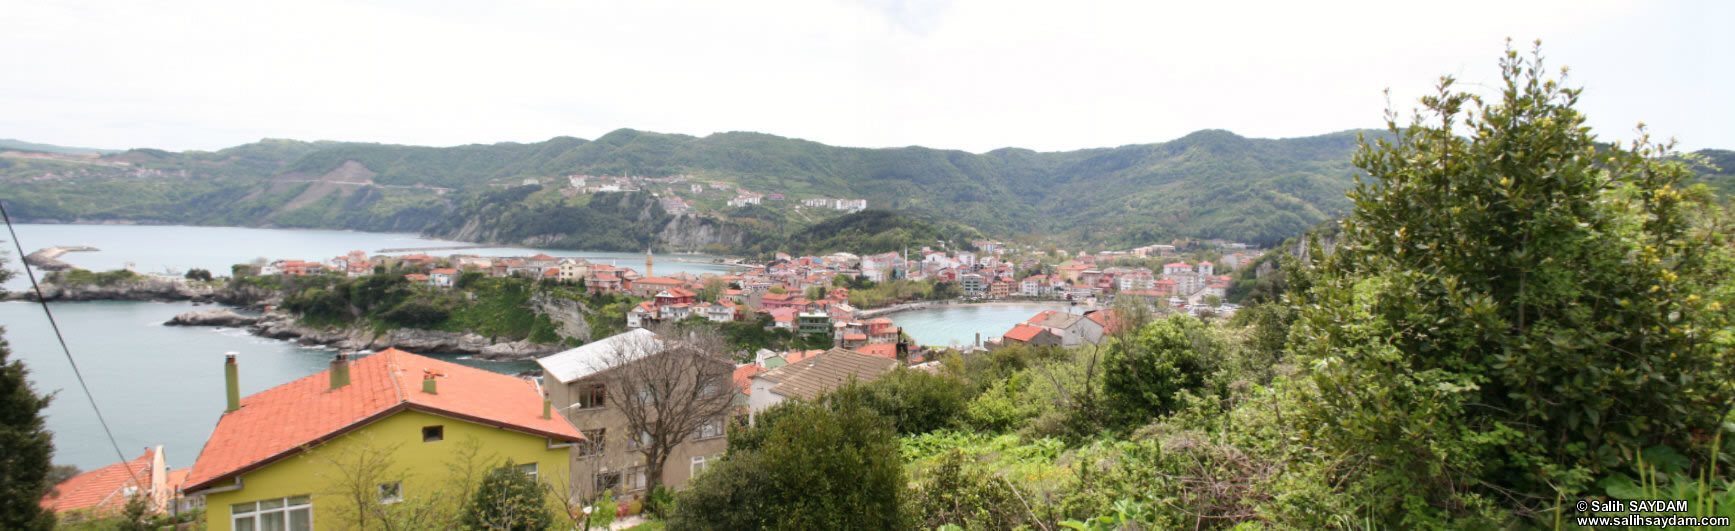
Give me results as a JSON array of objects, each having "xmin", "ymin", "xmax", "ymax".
[{"xmin": 0, "ymin": 201, "xmax": 144, "ymax": 491}]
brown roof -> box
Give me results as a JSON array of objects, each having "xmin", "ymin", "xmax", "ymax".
[
  {"xmin": 756, "ymin": 348, "xmax": 898, "ymax": 400},
  {"xmin": 1032, "ymin": 311, "xmax": 1085, "ymax": 330}
]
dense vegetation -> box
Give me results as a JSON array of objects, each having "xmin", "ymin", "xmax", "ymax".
[
  {"xmin": 424, "ymin": 187, "xmax": 676, "ymax": 252},
  {"xmin": 0, "ymin": 123, "xmax": 1400, "ymax": 250},
  {"xmin": 272, "ymin": 273, "xmax": 586, "ymax": 344},
  {"xmin": 662, "ymin": 46, "xmax": 1735, "ymax": 530}
]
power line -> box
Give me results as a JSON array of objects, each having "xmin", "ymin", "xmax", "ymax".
[{"xmin": 0, "ymin": 201, "xmax": 143, "ymax": 489}]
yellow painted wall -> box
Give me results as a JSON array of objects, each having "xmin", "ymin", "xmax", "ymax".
[{"xmin": 200, "ymin": 409, "xmax": 574, "ymax": 530}]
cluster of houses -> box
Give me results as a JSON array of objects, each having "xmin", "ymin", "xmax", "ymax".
[
  {"xmin": 991, "ymin": 308, "xmax": 1113, "ymax": 349},
  {"xmin": 46, "ymin": 323, "xmax": 934, "ymax": 529},
  {"xmin": 797, "ymin": 197, "xmax": 868, "ymax": 212}
]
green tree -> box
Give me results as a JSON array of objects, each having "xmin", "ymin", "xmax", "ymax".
[
  {"xmin": 0, "ymin": 330, "xmax": 56, "ymax": 531},
  {"xmin": 671, "ymin": 390, "xmax": 909, "ymax": 529},
  {"xmin": 183, "ymin": 268, "xmax": 214, "ymax": 282},
  {"xmin": 841, "ymin": 369, "xmax": 968, "ymax": 434},
  {"xmin": 461, "ymin": 460, "xmax": 553, "ymax": 531},
  {"xmin": 1289, "ymin": 43, "xmax": 1735, "ymax": 524},
  {"xmin": 1102, "ymin": 314, "xmax": 1211, "ymax": 425}
]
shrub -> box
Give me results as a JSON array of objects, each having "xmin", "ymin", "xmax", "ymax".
[
  {"xmin": 848, "ymin": 369, "xmax": 969, "ymax": 434},
  {"xmin": 1289, "ymin": 44, "xmax": 1735, "ymax": 523},
  {"xmin": 460, "ymin": 461, "xmax": 553, "ymax": 531},
  {"xmin": 672, "ymin": 390, "xmax": 909, "ymax": 529},
  {"xmin": 1102, "ymin": 314, "xmax": 1211, "ymax": 425}
]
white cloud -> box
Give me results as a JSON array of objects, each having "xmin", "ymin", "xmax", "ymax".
[{"xmin": 1, "ymin": 0, "xmax": 1727, "ymax": 153}]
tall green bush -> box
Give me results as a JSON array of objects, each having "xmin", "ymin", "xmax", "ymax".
[
  {"xmin": 1102, "ymin": 314, "xmax": 1211, "ymax": 426},
  {"xmin": 671, "ymin": 390, "xmax": 909, "ymax": 529},
  {"xmin": 1289, "ymin": 43, "xmax": 1735, "ymax": 524}
]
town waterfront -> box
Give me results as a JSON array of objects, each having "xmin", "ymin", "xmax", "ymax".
[
  {"xmin": 1, "ymin": 223, "xmax": 739, "ymax": 291},
  {"xmin": 0, "ymin": 224, "xmax": 1070, "ymax": 471},
  {"xmin": 889, "ymin": 302, "xmax": 1081, "ymax": 348},
  {"xmin": 0, "ymin": 300, "xmax": 539, "ymax": 471}
]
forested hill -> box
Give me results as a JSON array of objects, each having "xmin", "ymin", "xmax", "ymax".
[{"xmin": 2, "ymin": 129, "xmax": 1726, "ymax": 251}]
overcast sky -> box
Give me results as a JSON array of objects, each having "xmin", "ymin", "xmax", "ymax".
[{"xmin": 2, "ymin": 0, "xmax": 1728, "ymax": 153}]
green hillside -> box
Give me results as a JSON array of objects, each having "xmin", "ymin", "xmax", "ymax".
[{"xmin": 1, "ymin": 129, "xmax": 1724, "ymax": 253}]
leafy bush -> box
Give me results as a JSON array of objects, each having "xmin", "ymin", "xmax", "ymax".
[
  {"xmin": 846, "ymin": 369, "xmax": 968, "ymax": 434},
  {"xmin": 911, "ymin": 449, "xmax": 1030, "ymax": 530},
  {"xmin": 460, "ymin": 461, "xmax": 553, "ymax": 531},
  {"xmin": 672, "ymin": 389, "xmax": 908, "ymax": 529},
  {"xmin": 1288, "ymin": 45, "xmax": 1735, "ymax": 524},
  {"xmin": 1102, "ymin": 314, "xmax": 1212, "ymax": 425},
  {"xmin": 379, "ymin": 301, "xmax": 449, "ymax": 328}
]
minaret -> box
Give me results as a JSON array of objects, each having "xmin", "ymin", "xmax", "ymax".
[{"xmin": 645, "ymin": 248, "xmax": 654, "ymax": 278}]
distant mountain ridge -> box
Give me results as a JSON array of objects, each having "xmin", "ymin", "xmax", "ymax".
[
  {"xmin": 0, "ymin": 138, "xmax": 123, "ymax": 155},
  {"xmin": 1, "ymin": 129, "xmax": 1726, "ymax": 253}
]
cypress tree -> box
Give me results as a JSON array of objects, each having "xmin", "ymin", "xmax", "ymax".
[{"xmin": 0, "ymin": 330, "xmax": 57, "ymax": 530}]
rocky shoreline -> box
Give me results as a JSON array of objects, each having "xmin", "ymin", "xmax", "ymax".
[
  {"xmin": 164, "ymin": 308, "xmax": 565, "ymax": 360},
  {"xmin": 9, "ymin": 271, "xmax": 578, "ymax": 361},
  {"xmin": 1, "ymin": 274, "xmax": 221, "ymax": 302}
]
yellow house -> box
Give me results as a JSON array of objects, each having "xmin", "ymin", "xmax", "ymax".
[{"xmin": 183, "ymin": 349, "xmax": 584, "ymax": 530}]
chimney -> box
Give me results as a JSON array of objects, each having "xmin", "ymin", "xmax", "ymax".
[
  {"xmin": 974, "ymin": 332, "xmax": 981, "ymax": 347},
  {"xmin": 542, "ymin": 398, "xmax": 552, "ymax": 419},
  {"xmin": 224, "ymin": 352, "xmax": 241, "ymax": 412},
  {"xmin": 422, "ymin": 372, "xmax": 437, "ymax": 394},
  {"xmin": 329, "ymin": 353, "xmax": 350, "ymax": 390}
]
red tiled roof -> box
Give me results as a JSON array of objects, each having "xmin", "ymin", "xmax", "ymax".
[
  {"xmin": 430, "ymin": 268, "xmax": 457, "ymax": 275},
  {"xmin": 164, "ymin": 468, "xmax": 190, "ymax": 493},
  {"xmin": 844, "ymin": 333, "xmax": 867, "ymax": 341},
  {"xmin": 40, "ymin": 448, "xmax": 154, "ymax": 514},
  {"xmin": 783, "ymin": 350, "xmax": 824, "ymax": 364},
  {"xmin": 1165, "ymin": 262, "xmax": 1191, "ymax": 268},
  {"xmin": 184, "ymin": 349, "xmax": 582, "ymax": 493},
  {"xmin": 1004, "ymin": 325, "xmax": 1046, "ymax": 343},
  {"xmin": 733, "ymin": 364, "xmax": 767, "ymax": 394},
  {"xmin": 854, "ymin": 343, "xmax": 899, "ymax": 360},
  {"xmin": 636, "ymin": 277, "xmax": 683, "ymax": 285}
]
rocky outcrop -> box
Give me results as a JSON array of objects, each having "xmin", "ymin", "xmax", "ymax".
[
  {"xmin": 208, "ymin": 310, "xmax": 563, "ymax": 360},
  {"xmin": 656, "ymin": 214, "xmax": 746, "ymax": 251},
  {"xmin": 4, "ymin": 276, "xmax": 217, "ymax": 302},
  {"xmin": 478, "ymin": 339, "xmax": 563, "ymax": 360},
  {"xmin": 213, "ymin": 284, "xmax": 282, "ymax": 309},
  {"xmin": 531, "ymin": 293, "xmax": 592, "ymax": 343},
  {"xmin": 165, "ymin": 309, "xmax": 260, "ymax": 327}
]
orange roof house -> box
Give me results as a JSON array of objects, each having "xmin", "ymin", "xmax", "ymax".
[
  {"xmin": 183, "ymin": 350, "xmax": 584, "ymax": 531},
  {"xmin": 186, "ymin": 349, "xmax": 582, "ymax": 493},
  {"xmin": 854, "ymin": 343, "xmax": 900, "ymax": 360},
  {"xmin": 41, "ymin": 446, "xmax": 173, "ymax": 516}
]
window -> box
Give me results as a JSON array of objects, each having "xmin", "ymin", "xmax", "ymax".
[
  {"xmin": 624, "ymin": 466, "xmax": 648, "ymax": 492},
  {"xmin": 379, "ymin": 482, "xmax": 403, "ymax": 504},
  {"xmin": 691, "ymin": 455, "xmax": 711, "ymax": 476},
  {"xmin": 231, "ymin": 495, "xmax": 311, "ymax": 531},
  {"xmin": 579, "ymin": 383, "xmax": 606, "ymax": 409},
  {"xmin": 516, "ymin": 463, "xmax": 538, "ymax": 482},
  {"xmin": 692, "ymin": 416, "xmax": 725, "ymax": 440},
  {"xmin": 422, "ymin": 425, "xmax": 443, "ymax": 442},
  {"xmin": 627, "ymin": 428, "xmax": 652, "ymax": 450},
  {"xmin": 578, "ymin": 429, "xmax": 606, "ymax": 457},
  {"xmin": 594, "ymin": 471, "xmax": 622, "ymax": 495}
]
